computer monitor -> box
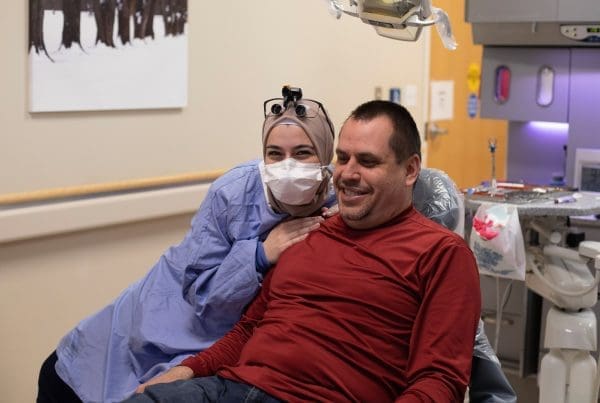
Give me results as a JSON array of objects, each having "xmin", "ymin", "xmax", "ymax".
[{"xmin": 574, "ymin": 148, "xmax": 600, "ymax": 192}]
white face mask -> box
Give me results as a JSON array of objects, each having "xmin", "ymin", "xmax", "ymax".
[{"xmin": 261, "ymin": 158, "xmax": 324, "ymax": 205}]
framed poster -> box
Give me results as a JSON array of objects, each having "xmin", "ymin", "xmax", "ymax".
[{"xmin": 28, "ymin": 0, "xmax": 188, "ymax": 112}]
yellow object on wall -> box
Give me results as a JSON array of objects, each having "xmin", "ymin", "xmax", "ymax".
[{"xmin": 467, "ymin": 62, "xmax": 481, "ymax": 94}]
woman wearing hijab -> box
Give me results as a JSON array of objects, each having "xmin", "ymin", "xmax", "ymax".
[{"xmin": 37, "ymin": 86, "xmax": 336, "ymax": 403}]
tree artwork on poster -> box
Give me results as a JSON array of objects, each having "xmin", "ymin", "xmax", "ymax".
[{"xmin": 28, "ymin": 0, "xmax": 188, "ymax": 112}]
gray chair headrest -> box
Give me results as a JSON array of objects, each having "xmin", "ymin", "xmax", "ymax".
[{"xmin": 413, "ymin": 168, "xmax": 462, "ymax": 232}]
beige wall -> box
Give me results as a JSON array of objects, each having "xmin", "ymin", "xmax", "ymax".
[
  {"xmin": 0, "ymin": 214, "xmax": 193, "ymax": 403},
  {"xmin": 0, "ymin": 1, "xmax": 429, "ymax": 402},
  {"xmin": 3, "ymin": 0, "xmax": 429, "ymax": 196}
]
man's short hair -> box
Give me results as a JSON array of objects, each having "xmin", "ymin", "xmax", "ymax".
[{"xmin": 348, "ymin": 100, "xmax": 421, "ymax": 163}]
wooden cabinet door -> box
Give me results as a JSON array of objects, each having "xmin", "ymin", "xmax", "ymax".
[{"xmin": 426, "ymin": 0, "xmax": 508, "ymax": 189}]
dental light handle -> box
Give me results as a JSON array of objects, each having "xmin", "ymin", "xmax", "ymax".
[{"xmin": 431, "ymin": 6, "xmax": 457, "ymax": 50}]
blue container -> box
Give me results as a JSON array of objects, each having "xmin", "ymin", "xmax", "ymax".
[{"xmin": 389, "ymin": 87, "xmax": 401, "ymax": 104}]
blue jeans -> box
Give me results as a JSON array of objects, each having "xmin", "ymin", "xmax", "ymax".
[{"xmin": 123, "ymin": 376, "xmax": 283, "ymax": 403}]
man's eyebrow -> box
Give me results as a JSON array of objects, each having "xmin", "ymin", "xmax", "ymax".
[{"xmin": 356, "ymin": 152, "xmax": 381, "ymax": 160}]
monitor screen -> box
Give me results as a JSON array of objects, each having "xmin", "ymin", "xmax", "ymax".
[
  {"xmin": 581, "ymin": 165, "xmax": 600, "ymax": 192},
  {"xmin": 575, "ymin": 148, "xmax": 600, "ymax": 192}
]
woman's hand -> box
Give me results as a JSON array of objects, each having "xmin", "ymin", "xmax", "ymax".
[
  {"xmin": 321, "ymin": 204, "xmax": 339, "ymax": 218},
  {"xmin": 135, "ymin": 366, "xmax": 194, "ymax": 394},
  {"xmin": 263, "ymin": 216, "xmax": 324, "ymax": 264}
]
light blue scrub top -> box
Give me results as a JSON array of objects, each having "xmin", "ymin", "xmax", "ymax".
[{"xmin": 55, "ymin": 160, "xmax": 333, "ymax": 403}]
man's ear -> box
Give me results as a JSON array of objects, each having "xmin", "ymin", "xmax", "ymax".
[{"xmin": 404, "ymin": 154, "xmax": 421, "ymax": 187}]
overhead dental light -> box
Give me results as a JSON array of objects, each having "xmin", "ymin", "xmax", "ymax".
[{"xmin": 325, "ymin": 0, "xmax": 457, "ymax": 50}]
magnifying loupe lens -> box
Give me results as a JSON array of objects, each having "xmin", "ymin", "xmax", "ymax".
[
  {"xmin": 270, "ymin": 104, "xmax": 283, "ymax": 115},
  {"xmin": 295, "ymin": 104, "xmax": 306, "ymax": 117}
]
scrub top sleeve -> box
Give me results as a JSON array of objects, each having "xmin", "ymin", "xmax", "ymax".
[
  {"xmin": 181, "ymin": 271, "xmax": 273, "ymax": 377},
  {"xmin": 180, "ymin": 185, "xmax": 263, "ymax": 337}
]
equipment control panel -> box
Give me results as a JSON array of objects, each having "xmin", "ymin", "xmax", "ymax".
[{"xmin": 561, "ymin": 25, "xmax": 600, "ymax": 42}]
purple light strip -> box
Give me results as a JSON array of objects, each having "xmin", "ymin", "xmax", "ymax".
[{"xmin": 526, "ymin": 121, "xmax": 569, "ymax": 135}]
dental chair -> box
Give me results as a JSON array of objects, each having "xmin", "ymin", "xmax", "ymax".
[{"xmin": 414, "ymin": 168, "xmax": 517, "ymax": 403}]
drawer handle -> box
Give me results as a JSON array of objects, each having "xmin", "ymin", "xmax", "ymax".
[{"xmin": 494, "ymin": 65, "xmax": 511, "ymax": 104}]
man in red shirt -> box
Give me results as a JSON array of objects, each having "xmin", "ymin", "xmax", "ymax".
[{"xmin": 126, "ymin": 100, "xmax": 481, "ymax": 402}]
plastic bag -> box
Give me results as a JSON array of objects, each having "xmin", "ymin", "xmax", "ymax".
[
  {"xmin": 432, "ymin": 6, "xmax": 458, "ymax": 50},
  {"xmin": 413, "ymin": 168, "xmax": 464, "ymax": 235},
  {"xmin": 469, "ymin": 203, "xmax": 526, "ymax": 281}
]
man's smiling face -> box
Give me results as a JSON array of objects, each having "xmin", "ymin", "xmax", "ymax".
[{"xmin": 334, "ymin": 115, "xmax": 419, "ymax": 230}]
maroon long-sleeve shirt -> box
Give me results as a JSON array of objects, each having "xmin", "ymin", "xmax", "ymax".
[{"xmin": 182, "ymin": 207, "xmax": 481, "ymax": 402}]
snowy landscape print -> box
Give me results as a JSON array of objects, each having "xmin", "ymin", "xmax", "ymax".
[{"xmin": 29, "ymin": 0, "xmax": 188, "ymax": 112}]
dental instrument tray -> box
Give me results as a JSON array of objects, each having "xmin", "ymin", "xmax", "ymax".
[{"xmin": 464, "ymin": 184, "xmax": 600, "ymax": 217}]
